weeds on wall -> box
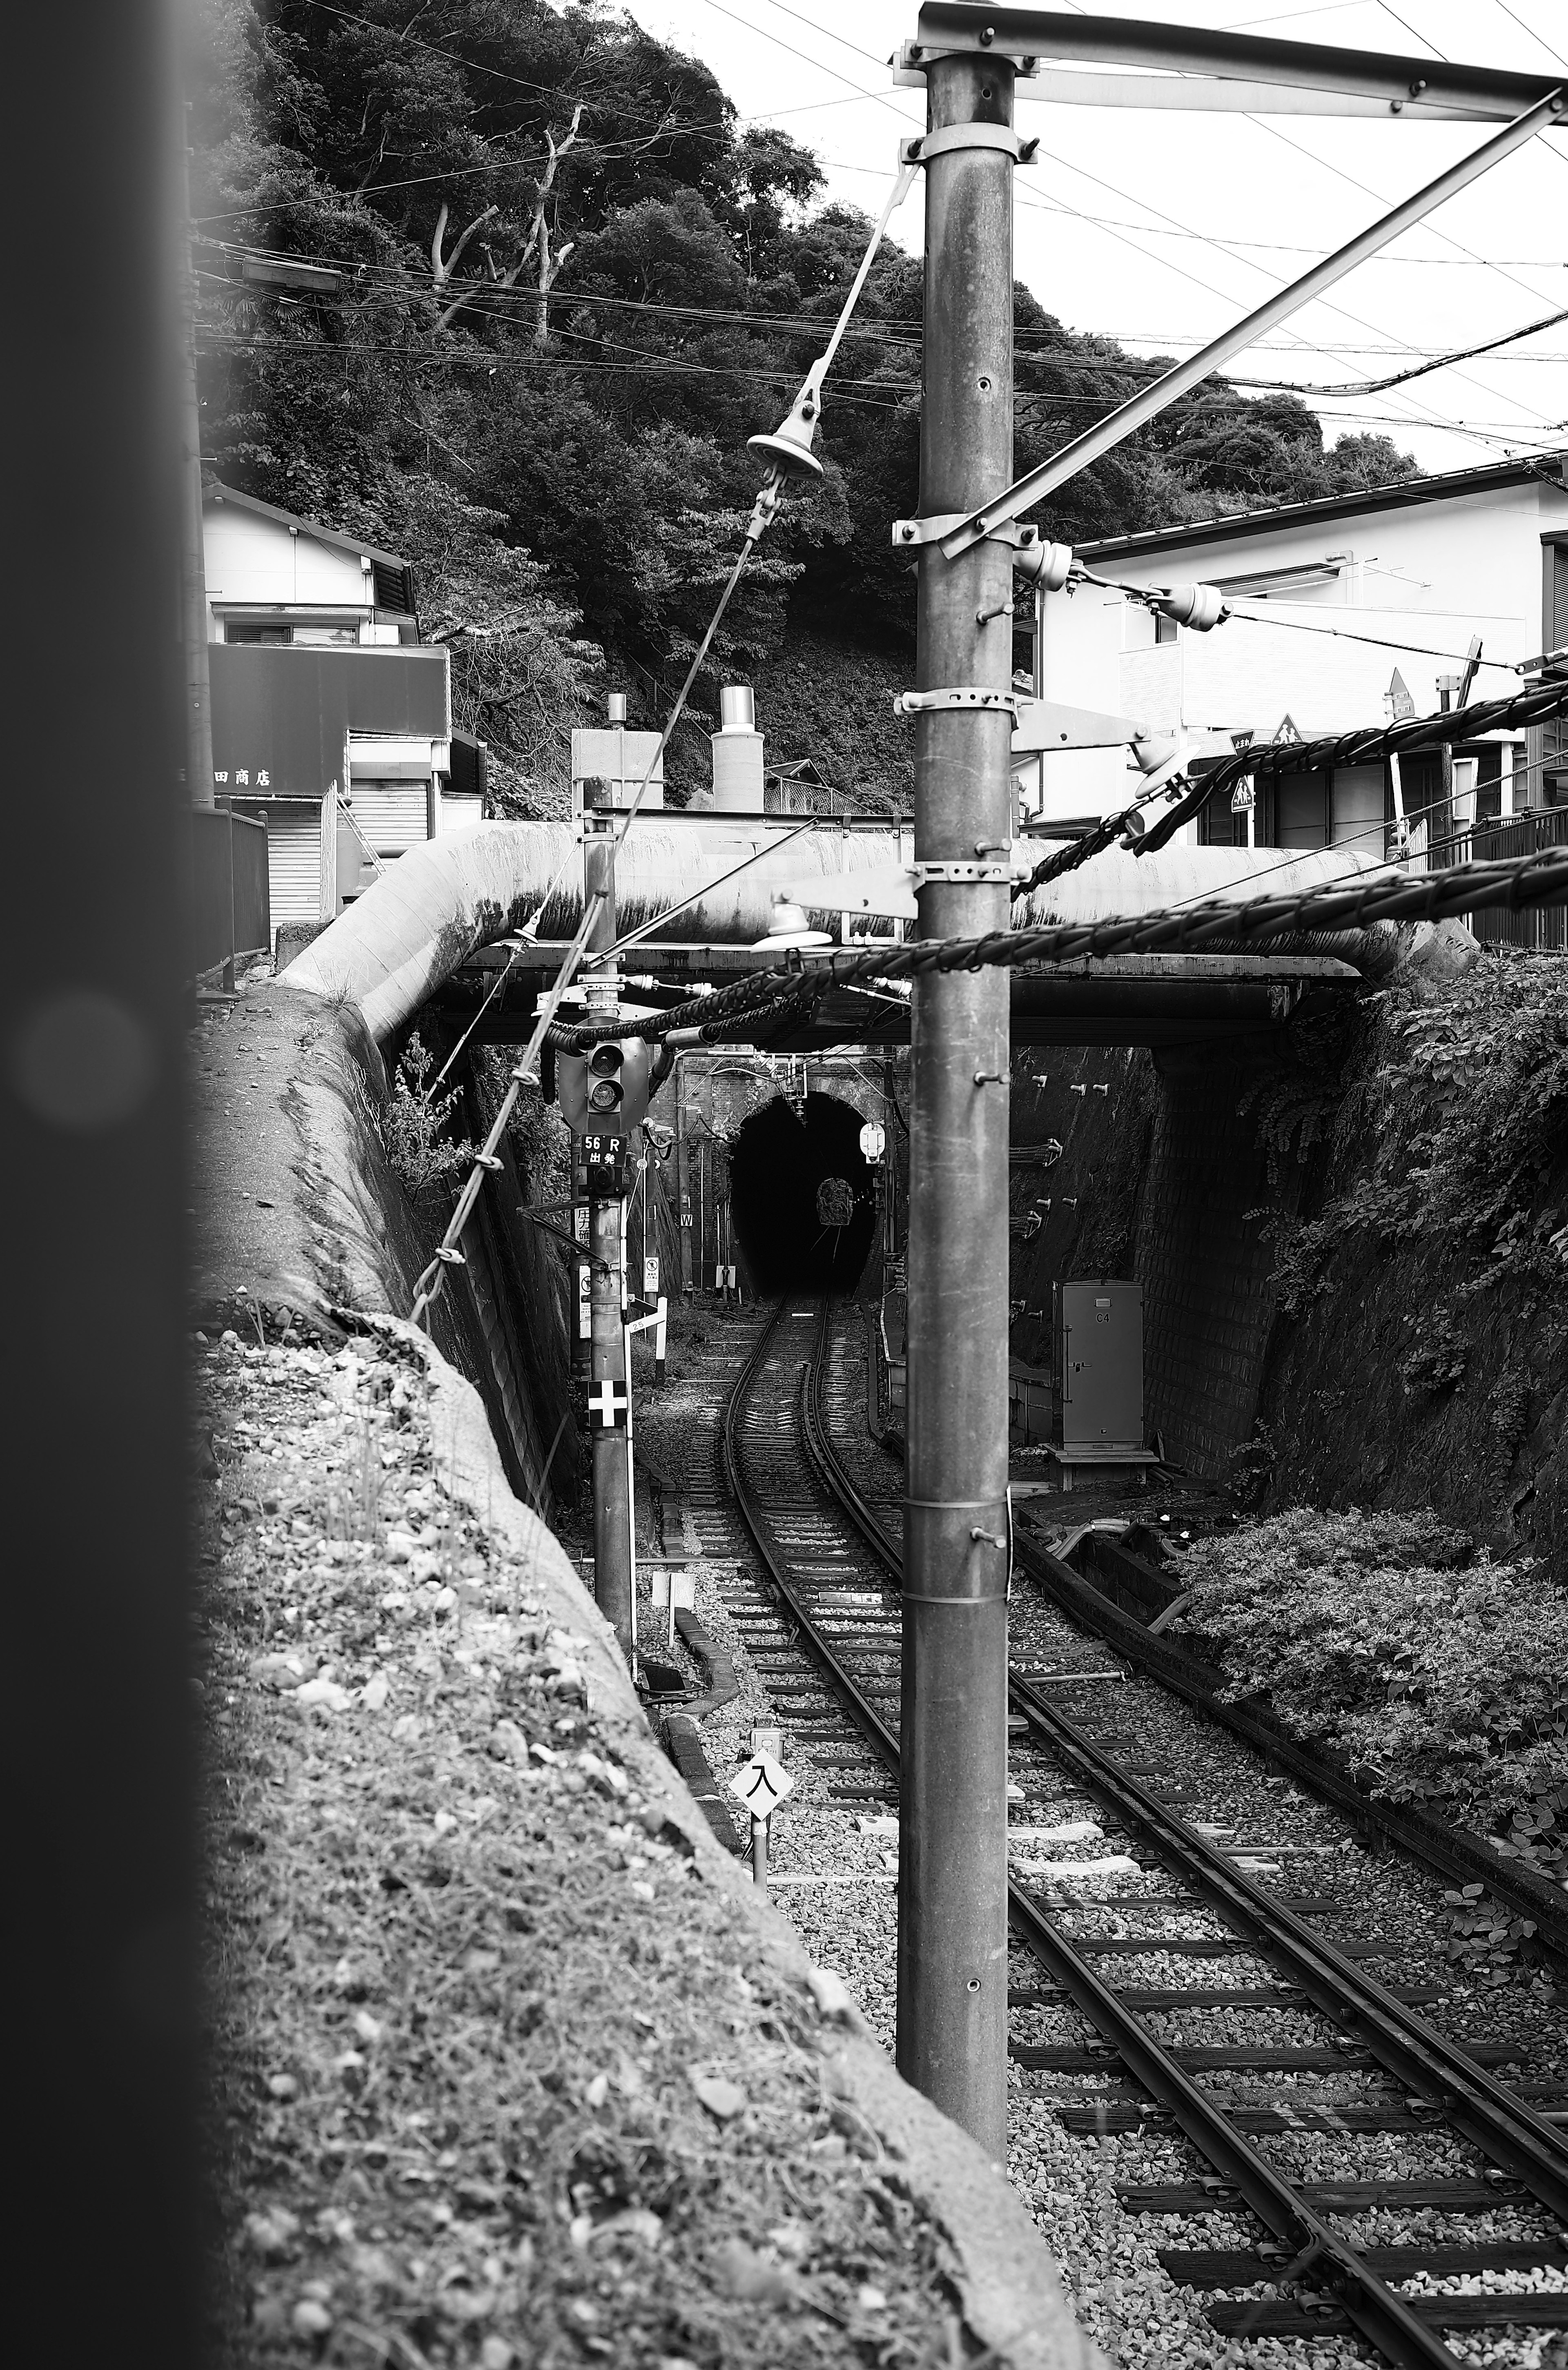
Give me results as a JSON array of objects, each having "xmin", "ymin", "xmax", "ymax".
[
  {"xmin": 1265, "ymin": 953, "xmax": 1568, "ymax": 1320},
  {"xmin": 378, "ymin": 1033, "xmax": 474, "ymax": 1203},
  {"xmin": 1174, "ymin": 1506, "xmax": 1568, "ymax": 1980}
]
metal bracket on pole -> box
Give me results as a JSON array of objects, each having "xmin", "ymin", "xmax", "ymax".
[
  {"xmin": 920, "ymin": 859, "xmax": 1013, "ymax": 886},
  {"xmin": 892, "ymin": 511, "xmax": 1047, "ymax": 550},
  {"xmin": 894, "ymin": 38, "xmax": 1040, "ymax": 84},
  {"xmin": 893, "ymin": 686, "xmax": 1021, "ymax": 718},
  {"xmin": 900, "ymin": 125, "xmax": 1039, "ymax": 163}
]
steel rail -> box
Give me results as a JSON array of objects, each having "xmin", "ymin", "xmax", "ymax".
[
  {"xmin": 719, "ymin": 1301, "xmax": 900, "ymax": 1769},
  {"xmin": 769, "ymin": 1300, "xmax": 1568, "ymax": 2361},
  {"xmin": 797, "ymin": 1301, "xmax": 904, "ymax": 1581},
  {"xmin": 1011, "ymin": 1675, "xmax": 1568, "ymax": 2221}
]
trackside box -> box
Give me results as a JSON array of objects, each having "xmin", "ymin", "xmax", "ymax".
[{"xmin": 1055, "ymin": 1280, "xmax": 1144, "ymax": 1452}]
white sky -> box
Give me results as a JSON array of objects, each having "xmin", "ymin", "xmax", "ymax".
[{"xmin": 635, "ymin": 0, "xmax": 1568, "ymax": 475}]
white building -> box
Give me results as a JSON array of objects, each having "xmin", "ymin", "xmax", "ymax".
[
  {"xmin": 203, "ymin": 484, "xmax": 486, "ymax": 938},
  {"xmin": 1021, "ymin": 451, "xmax": 1568, "ymax": 858}
]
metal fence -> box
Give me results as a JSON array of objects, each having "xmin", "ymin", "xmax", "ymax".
[
  {"xmin": 1425, "ymin": 808, "xmax": 1568, "ymax": 952},
  {"xmin": 189, "ymin": 803, "xmax": 270, "ymax": 976}
]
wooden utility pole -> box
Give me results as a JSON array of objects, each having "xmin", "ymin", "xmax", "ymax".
[{"xmin": 897, "ymin": 46, "xmax": 1017, "ymax": 2158}]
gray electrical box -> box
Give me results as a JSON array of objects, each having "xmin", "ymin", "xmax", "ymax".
[{"xmin": 1055, "ymin": 1280, "xmax": 1144, "ymax": 1452}]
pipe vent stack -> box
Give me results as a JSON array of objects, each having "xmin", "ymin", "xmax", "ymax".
[{"xmin": 712, "ymin": 684, "xmax": 764, "ymax": 813}]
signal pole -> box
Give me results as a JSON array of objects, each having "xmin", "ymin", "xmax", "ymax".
[
  {"xmin": 583, "ymin": 774, "xmax": 634, "ymax": 1659},
  {"xmin": 897, "ymin": 48, "xmax": 1016, "ymax": 2158}
]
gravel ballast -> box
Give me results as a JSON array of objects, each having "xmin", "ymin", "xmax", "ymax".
[{"xmin": 658, "ymin": 1298, "xmax": 1568, "ymax": 2370}]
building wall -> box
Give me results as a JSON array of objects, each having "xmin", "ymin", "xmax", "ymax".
[
  {"xmin": 203, "ymin": 500, "xmax": 370, "ymax": 628},
  {"xmin": 1032, "ymin": 477, "xmax": 1568, "ymax": 824}
]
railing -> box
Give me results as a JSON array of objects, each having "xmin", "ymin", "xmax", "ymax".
[
  {"xmin": 1425, "ymin": 807, "xmax": 1568, "ymax": 951},
  {"xmin": 188, "ymin": 804, "xmax": 270, "ymax": 977}
]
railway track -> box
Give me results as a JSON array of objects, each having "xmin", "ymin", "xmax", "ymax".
[{"xmin": 711, "ymin": 1292, "xmax": 1568, "ymax": 2366}]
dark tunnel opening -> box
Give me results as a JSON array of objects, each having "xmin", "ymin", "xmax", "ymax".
[{"xmin": 729, "ymin": 1091, "xmax": 878, "ymax": 1296}]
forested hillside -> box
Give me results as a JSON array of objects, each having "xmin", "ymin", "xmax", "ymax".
[{"xmin": 188, "ymin": 0, "xmax": 1419, "ymax": 812}]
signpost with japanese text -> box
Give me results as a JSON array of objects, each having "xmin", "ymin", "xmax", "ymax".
[{"xmin": 728, "ymin": 1750, "xmax": 794, "ymax": 1890}]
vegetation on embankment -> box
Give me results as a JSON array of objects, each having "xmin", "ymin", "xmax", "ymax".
[
  {"xmin": 1172, "ymin": 1506, "xmax": 1568, "ymax": 1981},
  {"xmin": 1248, "ymin": 946, "xmax": 1568, "ymax": 1571}
]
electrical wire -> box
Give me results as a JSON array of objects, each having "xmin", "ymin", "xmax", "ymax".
[
  {"xmin": 1221, "ymin": 604, "xmax": 1521, "ymax": 668},
  {"xmin": 1248, "ymin": 305, "xmax": 1568, "ymax": 398}
]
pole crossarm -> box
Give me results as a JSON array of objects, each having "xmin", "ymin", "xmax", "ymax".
[
  {"xmin": 911, "ymin": 6, "xmax": 1565, "ymax": 120},
  {"xmin": 937, "ymin": 87, "xmax": 1564, "ymax": 561}
]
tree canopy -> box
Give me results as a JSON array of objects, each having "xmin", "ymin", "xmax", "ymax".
[{"xmin": 188, "ymin": 0, "xmax": 1420, "ymax": 811}]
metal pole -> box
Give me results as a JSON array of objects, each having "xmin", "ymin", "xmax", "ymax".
[
  {"xmin": 584, "ymin": 789, "xmax": 633, "ymax": 1656},
  {"xmin": 178, "ymin": 108, "xmax": 214, "ymax": 818},
  {"xmin": 897, "ymin": 47, "xmax": 1015, "ymax": 2159},
  {"xmin": 673, "ymin": 1061, "xmax": 692, "ymax": 1297},
  {"xmin": 751, "ymin": 1813, "xmax": 769, "ymax": 1890}
]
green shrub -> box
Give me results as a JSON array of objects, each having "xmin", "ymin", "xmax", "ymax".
[
  {"xmin": 379, "ymin": 1034, "xmax": 474, "ymax": 1203},
  {"xmin": 1174, "ymin": 1508, "xmax": 1568, "ymax": 1886}
]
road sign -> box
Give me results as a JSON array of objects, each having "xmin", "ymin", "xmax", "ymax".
[
  {"xmin": 728, "ymin": 1750, "xmax": 793, "ymax": 1820},
  {"xmin": 859, "ymin": 1120, "xmax": 886, "ymax": 1162},
  {"xmin": 644, "ymin": 1255, "xmax": 659, "ymax": 1296}
]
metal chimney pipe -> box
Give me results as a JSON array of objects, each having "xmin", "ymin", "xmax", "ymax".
[{"xmin": 712, "ymin": 684, "xmax": 764, "ymax": 813}]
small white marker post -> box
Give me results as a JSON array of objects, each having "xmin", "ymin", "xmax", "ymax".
[
  {"xmin": 728, "ymin": 1749, "xmax": 793, "ymax": 1892},
  {"xmin": 650, "ymin": 1566, "xmax": 695, "ymax": 1655}
]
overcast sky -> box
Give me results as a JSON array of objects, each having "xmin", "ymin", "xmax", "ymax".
[{"xmin": 636, "ymin": 0, "xmax": 1568, "ymax": 476}]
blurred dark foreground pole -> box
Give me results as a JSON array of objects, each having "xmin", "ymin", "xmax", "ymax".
[{"xmin": 2, "ymin": 2, "xmax": 197, "ymax": 2364}]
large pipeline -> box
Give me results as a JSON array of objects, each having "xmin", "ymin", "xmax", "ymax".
[{"xmin": 282, "ymin": 820, "xmax": 1381, "ymax": 1043}]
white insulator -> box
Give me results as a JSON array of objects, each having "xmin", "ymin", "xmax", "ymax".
[
  {"xmin": 1013, "ymin": 537, "xmax": 1074, "ymax": 592},
  {"xmin": 1152, "ymin": 581, "xmax": 1227, "ymax": 633},
  {"xmin": 1130, "ymin": 732, "xmax": 1180, "ymax": 777}
]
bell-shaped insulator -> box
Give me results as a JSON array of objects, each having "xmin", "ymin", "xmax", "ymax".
[
  {"xmin": 747, "ymin": 378, "xmax": 826, "ymax": 483},
  {"xmin": 1012, "ymin": 537, "xmax": 1074, "ymax": 592},
  {"xmin": 1151, "ymin": 581, "xmax": 1227, "ymax": 632},
  {"xmin": 753, "ymin": 897, "xmax": 832, "ymax": 951},
  {"xmin": 1130, "ymin": 732, "xmax": 1179, "ymax": 778}
]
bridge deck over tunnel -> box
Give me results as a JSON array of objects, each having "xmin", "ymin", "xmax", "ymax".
[{"xmin": 429, "ymin": 946, "xmax": 1361, "ymax": 1052}]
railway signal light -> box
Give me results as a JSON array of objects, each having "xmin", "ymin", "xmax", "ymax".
[{"xmin": 555, "ymin": 1036, "xmax": 652, "ymax": 1136}]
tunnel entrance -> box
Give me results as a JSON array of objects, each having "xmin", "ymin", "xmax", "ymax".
[{"xmin": 729, "ymin": 1091, "xmax": 877, "ymax": 1296}]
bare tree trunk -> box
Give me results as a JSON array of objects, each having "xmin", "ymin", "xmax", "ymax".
[{"xmin": 431, "ymin": 198, "xmax": 498, "ymax": 326}]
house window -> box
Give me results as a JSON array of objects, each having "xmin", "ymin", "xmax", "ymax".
[
  {"xmin": 1154, "ymin": 613, "xmax": 1177, "ymax": 646},
  {"xmin": 1276, "ymin": 772, "xmax": 1327, "ymax": 849},
  {"xmin": 225, "ymin": 620, "xmax": 291, "ymax": 644},
  {"xmin": 292, "ymin": 624, "xmax": 360, "ymax": 647},
  {"xmin": 1330, "ymin": 764, "xmax": 1385, "ymax": 850}
]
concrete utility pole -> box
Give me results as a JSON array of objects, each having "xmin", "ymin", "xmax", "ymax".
[
  {"xmin": 897, "ymin": 47, "xmax": 1016, "ymax": 2158},
  {"xmin": 583, "ymin": 781, "xmax": 634, "ymax": 1655},
  {"xmin": 179, "ymin": 108, "xmax": 215, "ymax": 816}
]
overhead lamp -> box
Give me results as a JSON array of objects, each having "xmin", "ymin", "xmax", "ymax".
[{"xmin": 753, "ymin": 897, "xmax": 832, "ymax": 952}]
